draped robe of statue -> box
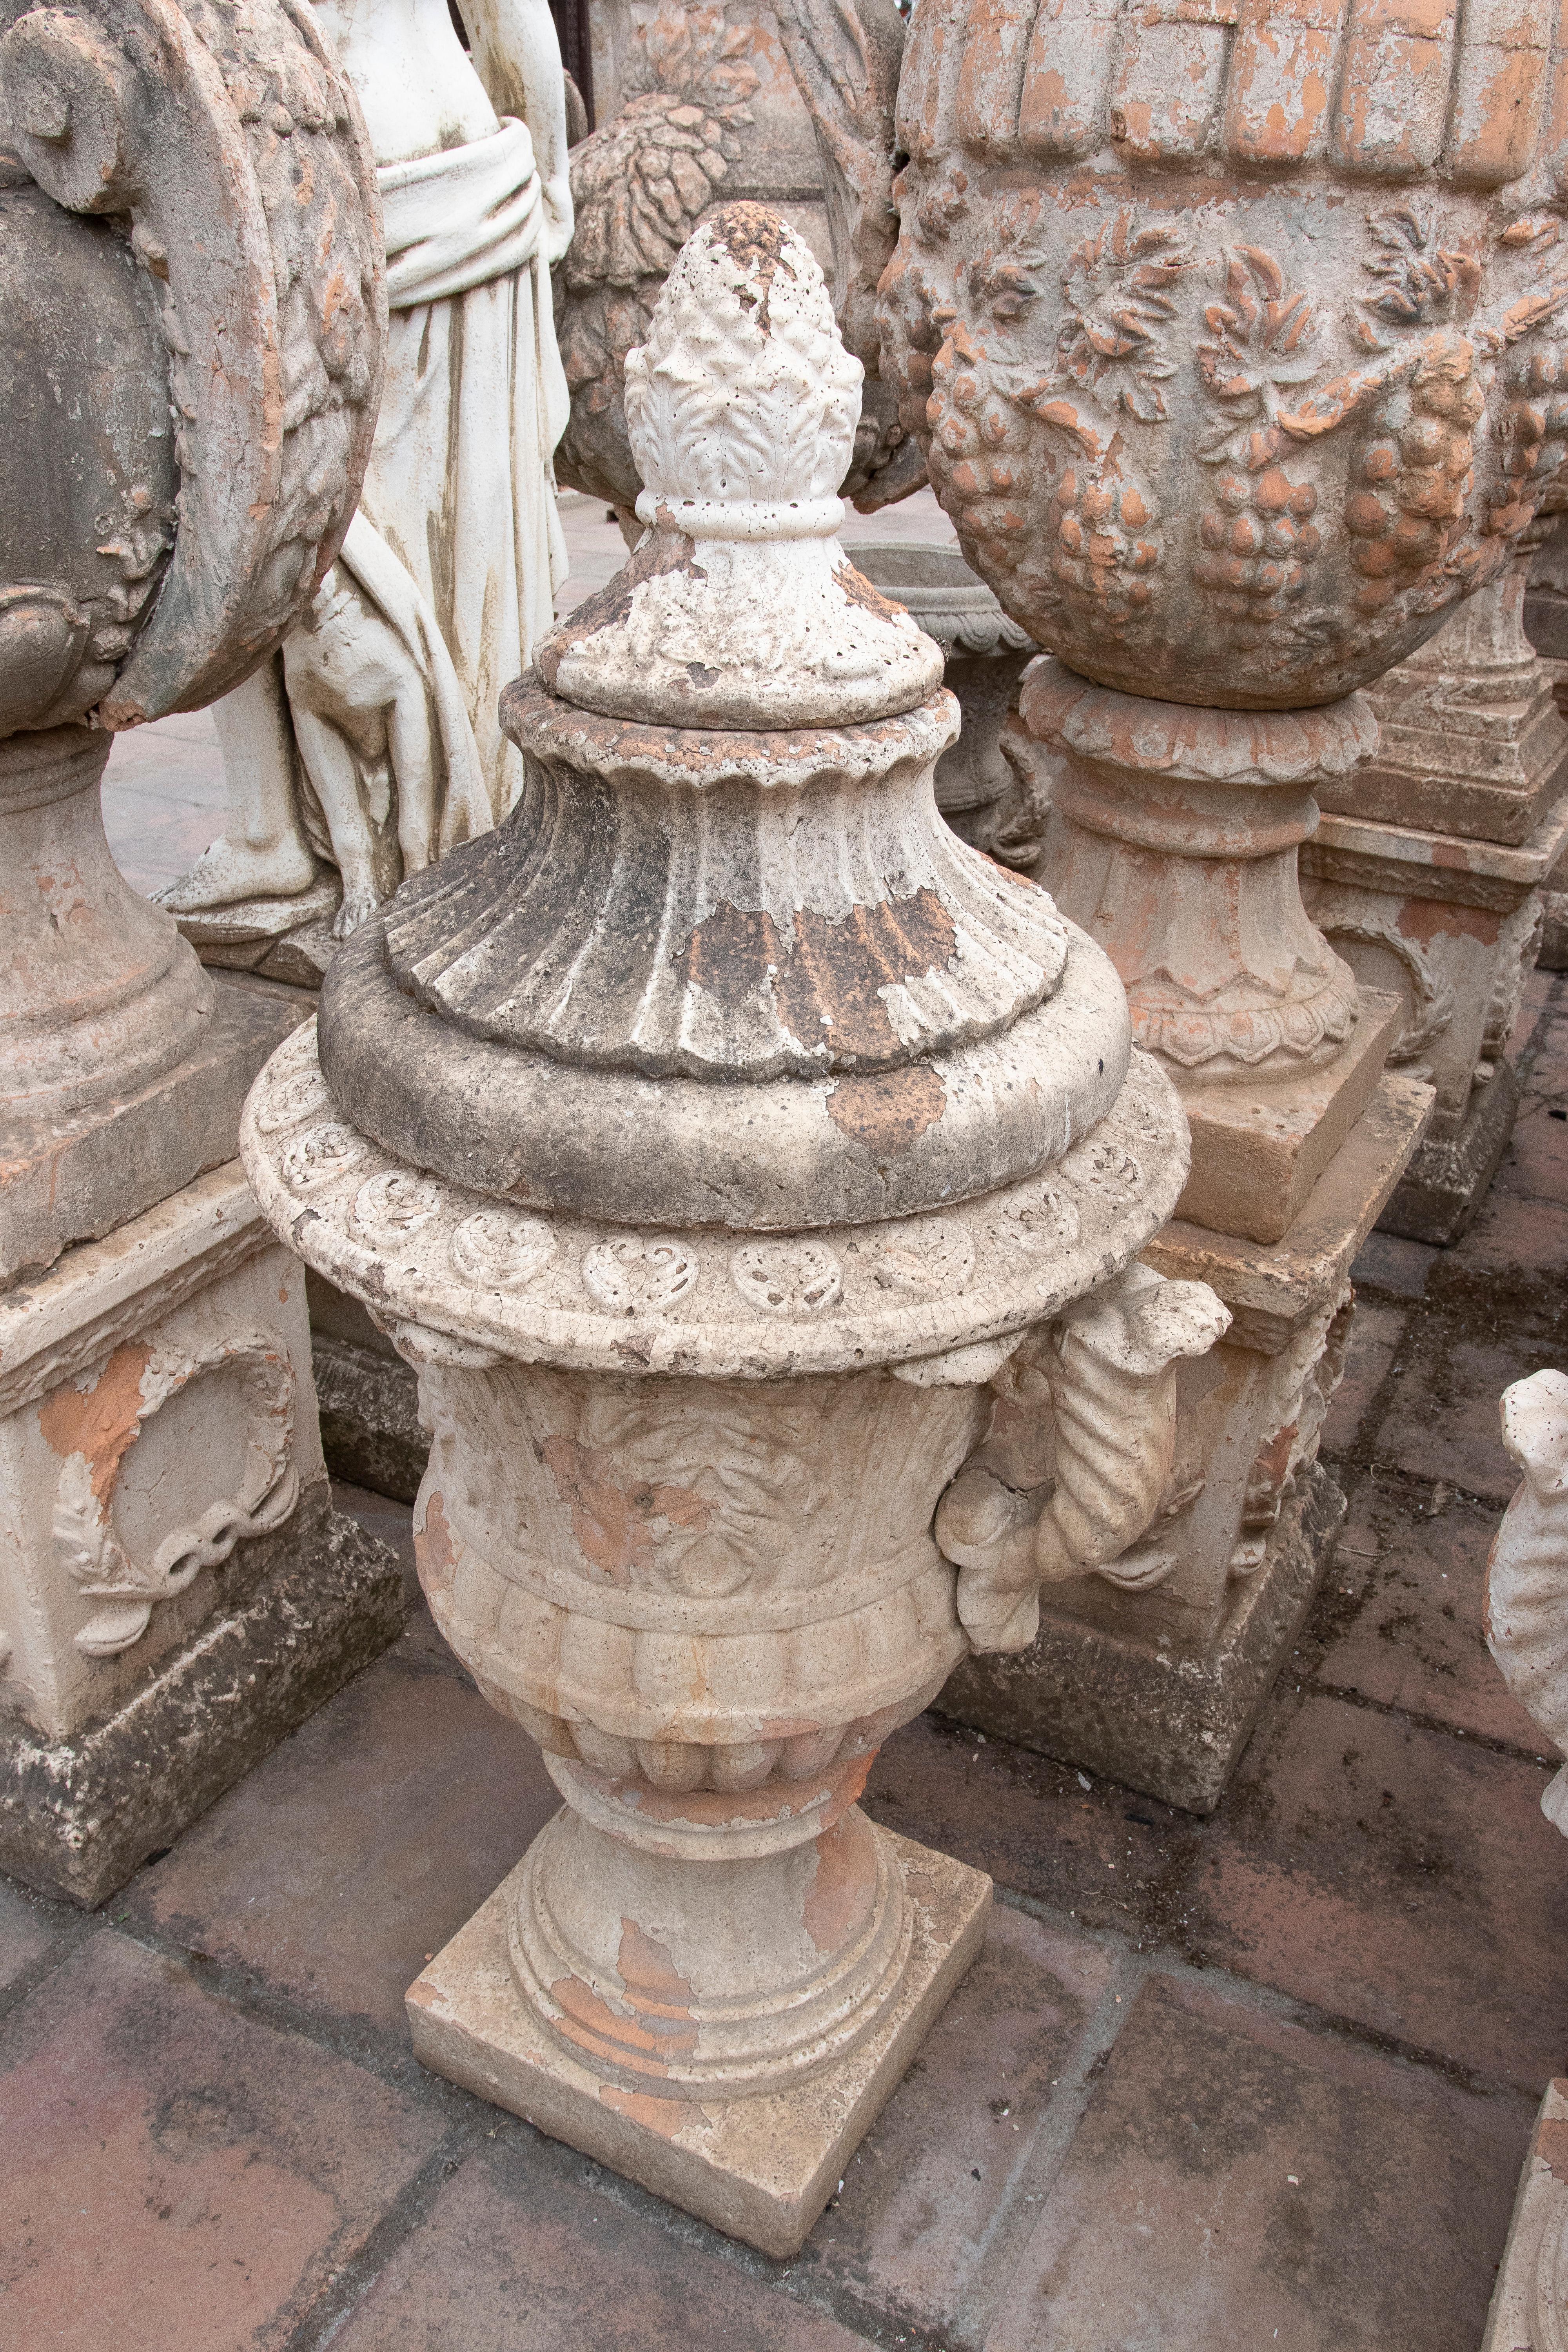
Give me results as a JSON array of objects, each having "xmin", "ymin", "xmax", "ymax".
[{"xmin": 163, "ymin": 56, "xmax": 570, "ymax": 948}]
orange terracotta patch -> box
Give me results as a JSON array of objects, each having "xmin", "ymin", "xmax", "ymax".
[
  {"xmin": 802, "ymin": 1819, "xmax": 871, "ymax": 1956},
  {"xmin": 415, "ymin": 1490, "xmax": 458, "ymax": 1599},
  {"xmin": 541, "ymin": 1434, "xmax": 711, "ymax": 1586},
  {"xmin": 37, "ymin": 1341, "xmax": 152, "ymax": 1504}
]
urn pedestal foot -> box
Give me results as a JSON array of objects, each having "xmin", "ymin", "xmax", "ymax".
[
  {"xmin": 1176, "ymin": 988, "xmax": 1403, "ymax": 1247},
  {"xmin": 1022, "ymin": 662, "xmax": 1402, "ymax": 1245},
  {"xmin": 408, "ymin": 1822, "xmax": 991, "ymax": 2258}
]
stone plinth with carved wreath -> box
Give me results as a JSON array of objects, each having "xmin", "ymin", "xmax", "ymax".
[
  {"xmin": 867, "ymin": 0, "xmax": 1568, "ymax": 1800},
  {"xmin": 0, "ymin": 0, "xmax": 405, "ymax": 1902},
  {"xmin": 243, "ymin": 207, "xmax": 1224, "ymax": 2252}
]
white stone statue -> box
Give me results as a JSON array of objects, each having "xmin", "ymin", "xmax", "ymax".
[
  {"xmin": 162, "ymin": 0, "xmax": 572, "ymax": 954},
  {"xmin": 1486, "ymin": 1368, "xmax": 1568, "ymax": 1835},
  {"xmin": 1481, "ymin": 1368, "xmax": 1568, "ymax": 2348}
]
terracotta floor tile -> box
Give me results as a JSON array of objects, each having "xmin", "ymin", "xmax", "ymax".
[
  {"xmin": 122, "ymin": 1634, "xmax": 559, "ymax": 2031},
  {"xmin": 1494, "ymin": 1091, "xmax": 1568, "ymax": 1205},
  {"xmin": 1349, "ymin": 1230, "xmax": 1440, "ymax": 1301},
  {"xmin": 330, "ymin": 2141, "xmax": 875, "ymax": 2351},
  {"xmin": 1307, "ymin": 1477, "xmax": 1551, "ymax": 1751},
  {"xmin": 1182, "ymin": 1691, "xmax": 1568, "ymax": 2085},
  {"xmin": 1446, "ymin": 1184, "xmax": 1568, "ymax": 1278},
  {"xmin": 1318, "ymin": 1299, "xmax": 1408, "ymax": 1458},
  {"xmin": 0, "ymin": 1882, "xmax": 63, "ymax": 1994},
  {"xmin": 799, "ymin": 1906, "xmax": 1116, "ymax": 2337},
  {"xmin": 1374, "ymin": 1328, "xmax": 1563, "ymax": 1501},
  {"xmin": 866, "ymin": 1715, "xmax": 1202, "ymax": 1944},
  {"xmin": 984, "ymin": 1973, "xmax": 1530, "ymax": 2352},
  {"xmin": 1509, "ymin": 965, "xmax": 1555, "ymax": 1058},
  {"xmin": 0, "ymin": 1931, "xmax": 445, "ymax": 2352}
]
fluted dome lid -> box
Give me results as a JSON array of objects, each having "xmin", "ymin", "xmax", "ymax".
[{"xmin": 316, "ymin": 203, "xmax": 1137, "ymax": 1232}]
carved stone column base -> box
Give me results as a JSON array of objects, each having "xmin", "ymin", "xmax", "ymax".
[
  {"xmin": 1303, "ymin": 787, "xmax": 1568, "ymax": 1241},
  {"xmin": 1024, "ymin": 661, "xmax": 1400, "ymax": 1245},
  {"xmin": 1341, "ymin": 567, "xmax": 1568, "ymax": 848},
  {"xmin": 0, "ymin": 1486, "xmax": 405, "ymax": 1906},
  {"xmin": 1377, "ymin": 1057, "xmax": 1523, "ymax": 1247},
  {"xmin": 4, "ymin": 967, "xmax": 310, "ymax": 1289},
  {"xmin": 1178, "ymin": 987, "xmax": 1403, "ymax": 1247},
  {"xmin": 1480, "ymin": 2078, "xmax": 1568, "ymax": 2352},
  {"xmin": 938, "ymin": 1461, "xmax": 1344, "ymax": 1816},
  {"xmin": 408, "ymin": 1823, "xmax": 990, "ymax": 2259},
  {"xmin": 0, "ymin": 1162, "xmax": 408, "ymax": 1903},
  {"xmin": 937, "ymin": 1073, "xmax": 1431, "ymax": 1812}
]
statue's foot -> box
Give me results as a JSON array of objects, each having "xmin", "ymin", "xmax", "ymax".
[
  {"xmin": 332, "ymin": 879, "xmax": 382, "ymax": 939},
  {"xmin": 156, "ymin": 833, "xmax": 319, "ymax": 912}
]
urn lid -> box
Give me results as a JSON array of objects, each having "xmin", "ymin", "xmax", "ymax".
[{"xmin": 317, "ymin": 207, "xmax": 1134, "ymax": 1232}]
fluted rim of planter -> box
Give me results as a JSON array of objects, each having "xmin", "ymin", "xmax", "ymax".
[{"xmin": 877, "ymin": 0, "xmax": 1568, "ymax": 708}]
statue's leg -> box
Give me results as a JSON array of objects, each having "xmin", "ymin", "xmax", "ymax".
[
  {"xmin": 289, "ymin": 702, "xmax": 383, "ymax": 938},
  {"xmin": 388, "ymin": 680, "xmax": 439, "ymax": 873},
  {"xmin": 156, "ymin": 655, "xmax": 319, "ymax": 909}
]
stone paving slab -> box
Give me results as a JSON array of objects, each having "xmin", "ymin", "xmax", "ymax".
[
  {"xmin": 0, "ymin": 1931, "xmax": 448, "ymax": 2352},
  {"xmin": 1310, "ymin": 1474, "xmax": 1551, "ymax": 1752},
  {"xmin": 120, "ymin": 1623, "xmax": 559, "ymax": 2035},
  {"xmin": 983, "ymin": 1972, "xmax": 1529, "ymax": 2352},
  {"xmin": 330, "ymin": 2142, "xmax": 882, "ymax": 2352}
]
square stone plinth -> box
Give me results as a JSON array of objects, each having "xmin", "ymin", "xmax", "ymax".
[
  {"xmin": 407, "ymin": 1828, "xmax": 992, "ymax": 2259},
  {"xmin": 1481, "ymin": 2077, "xmax": 1568, "ymax": 2352},
  {"xmin": 939, "ymin": 1462, "xmax": 1344, "ymax": 1815},
  {"xmin": 1174, "ymin": 990, "xmax": 1404, "ymax": 1245}
]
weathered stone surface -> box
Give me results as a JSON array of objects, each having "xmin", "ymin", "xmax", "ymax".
[
  {"xmin": 1, "ymin": 0, "xmax": 383, "ymax": 728},
  {"xmin": 3, "ymin": 948, "xmax": 310, "ymax": 1288},
  {"xmin": 0, "ymin": 1166, "xmax": 325, "ymax": 1742},
  {"xmin": 1303, "ymin": 784, "xmax": 1568, "ymax": 1245},
  {"xmin": 940, "ymin": 1462, "xmax": 1344, "ymax": 1815},
  {"xmin": 0, "ymin": 1158, "xmax": 407, "ymax": 1902},
  {"xmin": 0, "ymin": 1485, "xmax": 405, "ymax": 1907},
  {"xmin": 1176, "ymin": 989, "xmax": 1403, "ymax": 1247},
  {"xmin": 940, "ymin": 1073, "xmax": 1431, "ymax": 1804},
  {"xmin": 311, "ymin": 1335, "xmax": 427, "ymax": 1505},
  {"xmin": 243, "ymin": 207, "xmax": 1228, "ymax": 2250},
  {"xmin": 406, "ymin": 1829, "xmax": 990, "ymax": 2259},
  {"xmin": 1482, "ymin": 2078, "xmax": 1568, "ymax": 2352},
  {"xmin": 846, "ymin": 541, "xmax": 1041, "ymax": 866},
  {"xmin": 876, "ymin": 31, "xmax": 1568, "ymax": 713},
  {"xmin": 1347, "ymin": 566, "xmax": 1568, "ymax": 845}
]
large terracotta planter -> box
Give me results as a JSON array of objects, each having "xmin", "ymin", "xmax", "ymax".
[{"xmin": 877, "ymin": 0, "xmax": 1568, "ymax": 711}]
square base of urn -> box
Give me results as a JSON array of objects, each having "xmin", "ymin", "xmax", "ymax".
[{"xmin": 408, "ymin": 1827, "xmax": 992, "ymax": 2258}]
